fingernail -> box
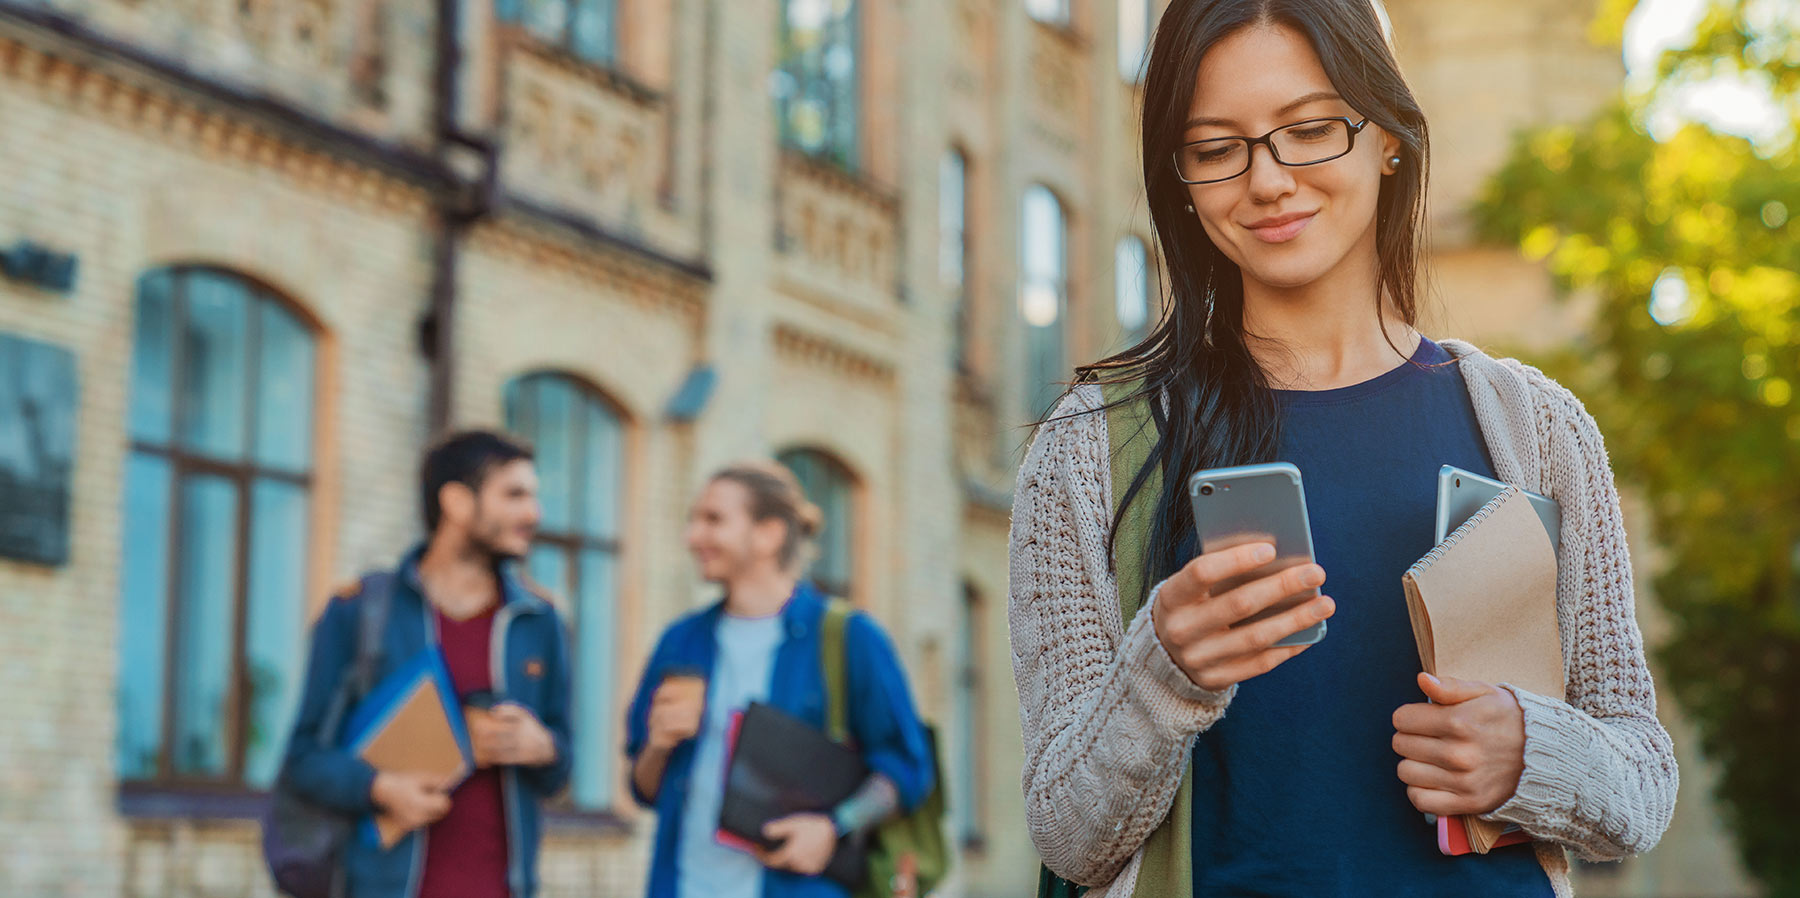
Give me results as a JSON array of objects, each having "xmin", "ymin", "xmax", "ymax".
[
  {"xmin": 1422, "ymin": 673, "xmax": 1440, "ymax": 687},
  {"xmin": 1316, "ymin": 596, "xmax": 1334, "ymax": 619},
  {"xmin": 1303, "ymin": 565, "xmax": 1325, "ymax": 587},
  {"xmin": 1254, "ymin": 544, "xmax": 1275, "ymax": 562}
]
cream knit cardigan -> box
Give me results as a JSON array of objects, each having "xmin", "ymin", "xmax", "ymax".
[{"xmin": 1007, "ymin": 341, "xmax": 1678, "ymax": 898}]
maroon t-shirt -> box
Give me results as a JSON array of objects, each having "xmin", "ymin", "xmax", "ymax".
[{"xmin": 418, "ymin": 603, "xmax": 510, "ymax": 898}]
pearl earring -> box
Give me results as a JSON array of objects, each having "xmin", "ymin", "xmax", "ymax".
[
  {"xmin": 1388, "ymin": 155, "xmax": 1402, "ymax": 169},
  {"xmin": 1185, "ymin": 204, "xmax": 1195, "ymax": 213}
]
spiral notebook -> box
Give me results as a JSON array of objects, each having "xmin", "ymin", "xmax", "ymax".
[{"xmin": 1402, "ymin": 486, "xmax": 1564, "ymax": 855}]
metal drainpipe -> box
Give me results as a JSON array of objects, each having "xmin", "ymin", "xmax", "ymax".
[{"xmin": 425, "ymin": 0, "xmax": 494, "ymax": 435}]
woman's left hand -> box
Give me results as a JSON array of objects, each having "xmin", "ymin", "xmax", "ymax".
[{"xmin": 1391, "ymin": 673, "xmax": 1527, "ymax": 817}]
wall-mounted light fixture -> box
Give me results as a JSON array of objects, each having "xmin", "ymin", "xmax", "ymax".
[{"xmin": 665, "ymin": 364, "xmax": 717, "ymax": 422}]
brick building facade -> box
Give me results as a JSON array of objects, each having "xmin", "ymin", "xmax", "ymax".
[{"xmin": 0, "ymin": 0, "xmax": 1752, "ymax": 896}]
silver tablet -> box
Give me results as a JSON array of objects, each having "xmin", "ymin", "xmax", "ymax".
[{"xmin": 1435, "ymin": 465, "xmax": 1562, "ymax": 549}]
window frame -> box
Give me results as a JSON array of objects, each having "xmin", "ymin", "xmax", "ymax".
[
  {"xmin": 1117, "ymin": 0, "xmax": 1150, "ymax": 83},
  {"xmin": 941, "ymin": 145, "xmax": 972, "ymax": 373},
  {"xmin": 775, "ymin": 0, "xmax": 863, "ymax": 170},
  {"xmin": 1019, "ymin": 183, "xmax": 1070, "ymax": 420},
  {"xmin": 496, "ymin": 0, "xmax": 622, "ymax": 69},
  {"xmin": 776, "ymin": 447, "xmax": 858, "ymax": 600},
  {"xmin": 1115, "ymin": 233, "xmax": 1152, "ymax": 346},
  {"xmin": 117, "ymin": 265, "xmax": 320, "ymax": 793},
  {"xmin": 504, "ymin": 371, "xmax": 628, "ymax": 815}
]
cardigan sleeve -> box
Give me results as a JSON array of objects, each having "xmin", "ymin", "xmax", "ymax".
[
  {"xmin": 1483, "ymin": 368, "xmax": 1679, "ymax": 861},
  {"xmin": 1009, "ymin": 386, "xmax": 1234, "ymax": 887}
]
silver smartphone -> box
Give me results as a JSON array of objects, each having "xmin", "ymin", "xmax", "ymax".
[
  {"xmin": 1434, "ymin": 465, "xmax": 1562, "ymax": 549},
  {"xmin": 1188, "ymin": 462, "xmax": 1325, "ymax": 647}
]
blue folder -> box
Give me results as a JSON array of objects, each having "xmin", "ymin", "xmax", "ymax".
[{"xmin": 340, "ymin": 646, "xmax": 474, "ymax": 847}]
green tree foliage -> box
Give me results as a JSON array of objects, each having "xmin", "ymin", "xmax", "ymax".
[{"xmin": 1473, "ymin": 2, "xmax": 1798, "ymax": 892}]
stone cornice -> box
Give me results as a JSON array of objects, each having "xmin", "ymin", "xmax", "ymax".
[
  {"xmin": 0, "ymin": 18, "xmax": 439, "ymax": 217},
  {"xmin": 770, "ymin": 321, "xmax": 898, "ymax": 386},
  {"xmin": 468, "ymin": 207, "xmax": 708, "ymax": 321}
]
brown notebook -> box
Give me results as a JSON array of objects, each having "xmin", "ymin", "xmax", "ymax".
[
  {"xmin": 1402, "ymin": 487, "xmax": 1564, "ymax": 853},
  {"xmin": 352, "ymin": 661, "xmax": 473, "ymax": 847}
]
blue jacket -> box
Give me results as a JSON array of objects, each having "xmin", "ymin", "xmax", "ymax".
[
  {"xmin": 281, "ymin": 546, "xmax": 573, "ymax": 898},
  {"xmin": 624, "ymin": 583, "xmax": 936, "ymax": 898}
]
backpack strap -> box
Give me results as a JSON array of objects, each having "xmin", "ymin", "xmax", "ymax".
[
  {"xmin": 1098, "ymin": 379, "xmax": 1192, "ymax": 898},
  {"xmin": 821, "ymin": 597, "xmax": 853, "ymax": 745},
  {"xmin": 312, "ymin": 572, "xmax": 395, "ymax": 746},
  {"xmin": 350, "ymin": 572, "xmax": 394, "ymax": 695},
  {"xmin": 1035, "ymin": 381, "xmax": 1168, "ymax": 898},
  {"xmin": 1101, "ymin": 378, "xmax": 1161, "ymax": 622}
]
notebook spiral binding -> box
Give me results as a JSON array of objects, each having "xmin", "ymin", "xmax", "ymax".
[{"xmin": 1409, "ymin": 486, "xmax": 1520, "ymax": 573}]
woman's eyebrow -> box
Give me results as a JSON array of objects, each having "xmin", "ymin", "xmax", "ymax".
[{"xmin": 1184, "ymin": 90, "xmax": 1345, "ymax": 131}]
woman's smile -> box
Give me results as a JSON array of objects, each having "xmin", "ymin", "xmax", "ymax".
[{"xmin": 1242, "ymin": 209, "xmax": 1317, "ymax": 244}]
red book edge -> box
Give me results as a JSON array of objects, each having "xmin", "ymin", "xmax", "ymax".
[
  {"xmin": 1437, "ymin": 815, "xmax": 1532, "ymax": 856},
  {"xmin": 715, "ymin": 710, "xmax": 762, "ymax": 854}
]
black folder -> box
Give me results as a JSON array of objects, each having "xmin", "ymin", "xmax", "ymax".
[{"xmin": 718, "ymin": 702, "xmax": 870, "ymax": 886}]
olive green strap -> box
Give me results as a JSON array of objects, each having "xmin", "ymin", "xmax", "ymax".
[
  {"xmin": 822, "ymin": 598, "xmax": 852, "ymax": 744},
  {"xmin": 1101, "ymin": 378, "xmax": 1161, "ymax": 625},
  {"xmin": 1099, "ymin": 379, "xmax": 1192, "ymax": 898}
]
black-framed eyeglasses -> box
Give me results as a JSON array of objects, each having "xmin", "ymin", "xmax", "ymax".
[{"xmin": 1173, "ymin": 116, "xmax": 1370, "ymax": 185}]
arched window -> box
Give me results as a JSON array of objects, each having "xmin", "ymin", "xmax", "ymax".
[
  {"xmin": 776, "ymin": 448, "xmax": 856, "ymax": 599},
  {"xmin": 1116, "ymin": 234, "xmax": 1151, "ymax": 345},
  {"xmin": 1020, "ymin": 184, "xmax": 1068, "ymax": 419},
  {"xmin": 497, "ymin": 0, "xmax": 618, "ymax": 65},
  {"xmin": 941, "ymin": 147, "xmax": 970, "ymax": 370},
  {"xmin": 115, "ymin": 267, "xmax": 319, "ymax": 789},
  {"xmin": 775, "ymin": 0, "xmax": 859, "ymax": 168},
  {"xmin": 505, "ymin": 372, "xmax": 624, "ymax": 811}
]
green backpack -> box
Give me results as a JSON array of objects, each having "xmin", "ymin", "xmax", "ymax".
[
  {"xmin": 1036, "ymin": 378, "xmax": 1193, "ymax": 898},
  {"xmin": 821, "ymin": 598, "xmax": 951, "ymax": 898}
]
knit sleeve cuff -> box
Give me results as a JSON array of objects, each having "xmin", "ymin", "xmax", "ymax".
[
  {"xmin": 1115, "ymin": 582, "xmax": 1236, "ymax": 735},
  {"xmin": 1483, "ymin": 685, "xmax": 1587, "ymax": 830}
]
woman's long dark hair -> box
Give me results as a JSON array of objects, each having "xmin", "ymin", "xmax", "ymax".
[{"xmin": 1073, "ymin": 0, "xmax": 1432, "ymax": 588}]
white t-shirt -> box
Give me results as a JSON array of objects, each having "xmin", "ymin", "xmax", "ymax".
[{"xmin": 677, "ymin": 612, "xmax": 787, "ymax": 898}]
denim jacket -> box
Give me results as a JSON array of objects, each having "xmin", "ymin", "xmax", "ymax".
[
  {"xmin": 624, "ymin": 582, "xmax": 935, "ymax": 898},
  {"xmin": 280, "ymin": 546, "xmax": 573, "ymax": 898}
]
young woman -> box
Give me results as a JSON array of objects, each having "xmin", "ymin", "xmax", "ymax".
[{"xmin": 1007, "ymin": 2, "xmax": 1677, "ymax": 896}]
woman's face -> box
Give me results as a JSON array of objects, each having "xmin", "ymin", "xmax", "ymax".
[{"xmin": 1182, "ymin": 23, "xmax": 1400, "ymax": 292}]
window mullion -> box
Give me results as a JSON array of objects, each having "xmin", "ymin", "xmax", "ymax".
[{"xmin": 224, "ymin": 294, "xmax": 264, "ymax": 784}]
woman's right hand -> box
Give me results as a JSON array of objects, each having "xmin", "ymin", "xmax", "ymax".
[{"xmin": 1152, "ymin": 541, "xmax": 1335, "ymax": 693}]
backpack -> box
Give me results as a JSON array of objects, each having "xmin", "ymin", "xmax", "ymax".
[
  {"xmin": 261, "ymin": 573, "xmax": 394, "ymax": 898},
  {"xmin": 820, "ymin": 598, "xmax": 951, "ymax": 898}
]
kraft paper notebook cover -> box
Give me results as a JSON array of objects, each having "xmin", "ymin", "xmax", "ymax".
[
  {"xmin": 342, "ymin": 647, "xmax": 474, "ymax": 848},
  {"xmin": 1402, "ymin": 487, "xmax": 1564, "ymax": 854}
]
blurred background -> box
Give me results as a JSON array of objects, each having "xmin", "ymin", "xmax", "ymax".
[{"xmin": 0, "ymin": 0, "xmax": 1792, "ymax": 896}]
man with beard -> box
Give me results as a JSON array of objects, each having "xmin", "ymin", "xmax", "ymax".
[{"xmin": 280, "ymin": 430, "xmax": 573, "ymax": 898}]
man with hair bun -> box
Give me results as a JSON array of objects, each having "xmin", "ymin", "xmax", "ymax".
[{"xmin": 624, "ymin": 460, "xmax": 936, "ymax": 898}]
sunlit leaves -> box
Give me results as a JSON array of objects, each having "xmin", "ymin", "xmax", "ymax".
[{"xmin": 1474, "ymin": 2, "xmax": 1799, "ymax": 888}]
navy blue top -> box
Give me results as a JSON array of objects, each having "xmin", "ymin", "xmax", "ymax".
[{"xmin": 1183, "ymin": 338, "xmax": 1553, "ymax": 897}]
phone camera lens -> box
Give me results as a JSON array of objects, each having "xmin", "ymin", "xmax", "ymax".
[{"xmin": 1199, "ymin": 483, "xmax": 1215, "ymax": 496}]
